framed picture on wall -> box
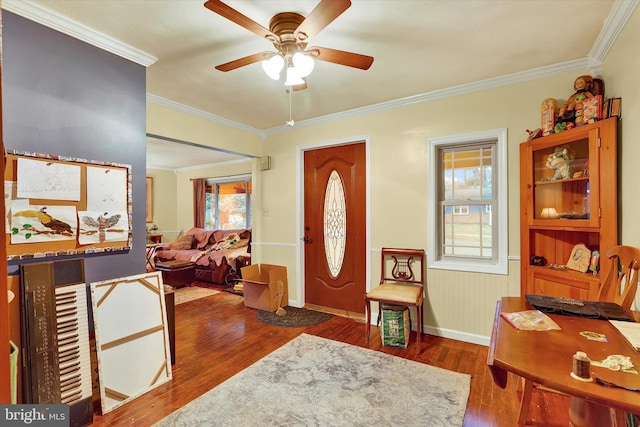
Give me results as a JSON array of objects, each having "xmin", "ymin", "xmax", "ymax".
[{"xmin": 146, "ymin": 176, "xmax": 154, "ymax": 223}]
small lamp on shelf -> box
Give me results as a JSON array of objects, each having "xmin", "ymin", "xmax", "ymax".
[{"xmin": 540, "ymin": 207, "xmax": 559, "ymax": 219}]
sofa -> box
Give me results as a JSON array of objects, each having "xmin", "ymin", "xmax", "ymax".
[{"xmin": 154, "ymin": 228, "xmax": 251, "ymax": 285}]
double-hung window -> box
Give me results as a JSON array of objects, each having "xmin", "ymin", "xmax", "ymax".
[
  {"xmin": 204, "ymin": 174, "xmax": 252, "ymax": 230},
  {"xmin": 427, "ymin": 129, "xmax": 508, "ymax": 274}
]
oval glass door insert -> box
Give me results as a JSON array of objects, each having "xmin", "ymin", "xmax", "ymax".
[{"xmin": 324, "ymin": 170, "xmax": 346, "ymax": 278}]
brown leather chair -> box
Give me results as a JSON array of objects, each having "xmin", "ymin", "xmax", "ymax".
[
  {"xmin": 518, "ymin": 245, "xmax": 640, "ymax": 425},
  {"xmin": 365, "ymin": 248, "xmax": 426, "ymax": 354}
]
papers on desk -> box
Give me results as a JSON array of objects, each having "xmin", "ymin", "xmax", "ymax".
[
  {"xmin": 609, "ymin": 320, "xmax": 640, "ymax": 351},
  {"xmin": 500, "ymin": 310, "xmax": 561, "ymax": 331}
]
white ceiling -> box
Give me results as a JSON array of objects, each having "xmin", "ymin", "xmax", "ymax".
[{"xmin": 5, "ymin": 0, "xmax": 638, "ymax": 168}]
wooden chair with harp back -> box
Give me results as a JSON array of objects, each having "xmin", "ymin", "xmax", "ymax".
[
  {"xmin": 517, "ymin": 245, "xmax": 640, "ymax": 425},
  {"xmin": 597, "ymin": 245, "xmax": 640, "ymax": 309},
  {"xmin": 365, "ymin": 248, "xmax": 426, "ymax": 354}
]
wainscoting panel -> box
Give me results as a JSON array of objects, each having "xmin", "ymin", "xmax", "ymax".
[
  {"xmin": 424, "ymin": 261, "xmax": 520, "ymax": 344},
  {"xmin": 255, "ymin": 243, "xmax": 521, "ymax": 345}
]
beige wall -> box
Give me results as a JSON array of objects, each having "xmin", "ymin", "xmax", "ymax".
[
  {"xmin": 603, "ymin": 6, "xmax": 640, "ymax": 249},
  {"xmin": 145, "ymin": 168, "xmax": 179, "ymax": 241},
  {"xmin": 257, "ymin": 72, "xmax": 580, "ymax": 344},
  {"xmin": 147, "ymin": 7, "xmax": 640, "ymax": 344},
  {"xmin": 147, "ymin": 102, "xmax": 263, "ymax": 156}
]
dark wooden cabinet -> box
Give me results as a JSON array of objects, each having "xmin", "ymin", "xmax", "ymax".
[{"xmin": 520, "ymin": 118, "xmax": 618, "ymax": 299}]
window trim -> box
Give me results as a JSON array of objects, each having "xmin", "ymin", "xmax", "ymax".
[
  {"xmin": 427, "ymin": 128, "xmax": 508, "ymax": 275},
  {"xmin": 204, "ymin": 174, "xmax": 252, "ymax": 230}
]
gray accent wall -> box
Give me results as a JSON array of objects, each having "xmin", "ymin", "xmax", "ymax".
[{"xmin": 2, "ymin": 11, "xmax": 147, "ymax": 283}]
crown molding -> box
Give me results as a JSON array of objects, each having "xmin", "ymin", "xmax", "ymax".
[
  {"xmin": 263, "ymin": 0, "xmax": 640, "ymax": 135},
  {"xmin": 147, "ymin": 56, "xmax": 590, "ymax": 137},
  {"xmin": 2, "ymin": 0, "xmax": 157, "ymax": 67},
  {"xmin": 590, "ymin": 0, "xmax": 639, "ymax": 63},
  {"xmin": 263, "ymin": 58, "xmax": 591, "ymax": 135},
  {"xmin": 146, "ymin": 94, "xmax": 264, "ymax": 138},
  {"xmin": 145, "ymin": 164, "xmax": 178, "ymax": 173}
]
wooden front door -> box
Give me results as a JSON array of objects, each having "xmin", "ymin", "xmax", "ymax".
[{"xmin": 303, "ymin": 142, "xmax": 366, "ymax": 314}]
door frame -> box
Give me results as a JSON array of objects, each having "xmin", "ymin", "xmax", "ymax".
[{"xmin": 295, "ymin": 135, "xmax": 371, "ymax": 308}]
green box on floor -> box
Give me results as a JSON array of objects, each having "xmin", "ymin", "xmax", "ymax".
[{"xmin": 381, "ymin": 304, "xmax": 410, "ymax": 348}]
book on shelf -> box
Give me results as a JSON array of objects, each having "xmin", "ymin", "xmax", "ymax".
[{"xmin": 609, "ymin": 320, "xmax": 640, "ymax": 351}]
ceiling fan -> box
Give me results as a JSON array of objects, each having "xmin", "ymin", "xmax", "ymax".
[{"xmin": 204, "ymin": 0, "xmax": 374, "ymax": 90}]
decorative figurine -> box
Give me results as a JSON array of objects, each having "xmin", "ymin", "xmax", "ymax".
[
  {"xmin": 557, "ymin": 75, "xmax": 605, "ymax": 122},
  {"xmin": 589, "ymin": 250, "xmax": 600, "ymax": 275},
  {"xmin": 541, "ymin": 98, "xmax": 557, "ymax": 136},
  {"xmin": 526, "ymin": 128, "xmax": 542, "ymax": 140},
  {"xmin": 558, "ymin": 75, "xmax": 596, "ymax": 122},
  {"xmin": 543, "ymin": 146, "xmax": 574, "ymax": 181},
  {"xmin": 567, "ymin": 243, "xmax": 591, "ymax": 273},
  {"xmin": 554, "ymin": 121, "xmax": 567, "ymax": 133}
]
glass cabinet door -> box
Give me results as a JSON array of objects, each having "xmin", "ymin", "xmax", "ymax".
[{"xmin": 531, "ymin": 128, "xmax": 599, "ymax": 227}]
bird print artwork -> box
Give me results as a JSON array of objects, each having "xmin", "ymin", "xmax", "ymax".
[
  {"xmin": 79, "ymin": 210, "xmax": 128, "ymax": 244},
  {"xmin": 11, "ymin": 204, "xmax": 77, "ymax": 243},
  {"xmin": 36, "ymin": 207, "xmax": 73, "ymax": 234}
]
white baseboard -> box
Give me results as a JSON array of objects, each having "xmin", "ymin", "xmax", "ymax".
[{"xmin": 369, "ymin": 313, "xmax": 490, "ymax": 347}]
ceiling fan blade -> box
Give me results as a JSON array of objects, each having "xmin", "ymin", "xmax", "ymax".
[
  {"xmin": 294, "ymin": 0, "xmax": 351, "ymax": 41},
  {"xmin": 215, "ymin": 51, "xmax": 273, "ymax": 72},
  {"xmin": 204, "ymin": 0, "xmax": 279, "ymax": 42},
  {"xmin": 309, "ymin": 46, "xmax": 374, "ymax": 70}
]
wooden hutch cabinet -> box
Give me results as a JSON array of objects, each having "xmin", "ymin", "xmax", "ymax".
[{"xmin": 520, "ymin": 117, "xmax": 618, "ymax": 299}]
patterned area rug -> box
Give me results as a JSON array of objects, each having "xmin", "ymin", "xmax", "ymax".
[
  {"xmin": 173, "ymin": 286, "xmax": 219, "ymax": 305},
  {"xmin": 153, "ymin": 334, "xmax": 471, "ymax": 426},
  {"xmin": 256, "ymin": 306, "xmax": 333, "ymax": 327}
]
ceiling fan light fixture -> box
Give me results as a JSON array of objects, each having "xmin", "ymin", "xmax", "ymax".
[
  {"xmin": 284, "ymin": 66, "xmax": 305, "ymax": 86},
  {"xmin": 261, "ymin": 54, "xmax": 285, "ymax": 80},
  {"xmin": 292, "ymin": 52, "xmax": 315, "ymax": 78}
]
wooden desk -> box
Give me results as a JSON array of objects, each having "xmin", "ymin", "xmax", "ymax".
[{"xmin": 488, "ymin": 297, "xmax": 640, "ymax": 426}]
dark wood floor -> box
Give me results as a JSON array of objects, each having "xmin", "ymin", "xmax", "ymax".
[{"xmin": 90, "ymin": 290, "xmax": 570, "ymax": 426}]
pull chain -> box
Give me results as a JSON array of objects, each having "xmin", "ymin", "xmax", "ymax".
[{"xmin": 286, "ymin": 88, "xmax": 295, "ymax": 127}]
